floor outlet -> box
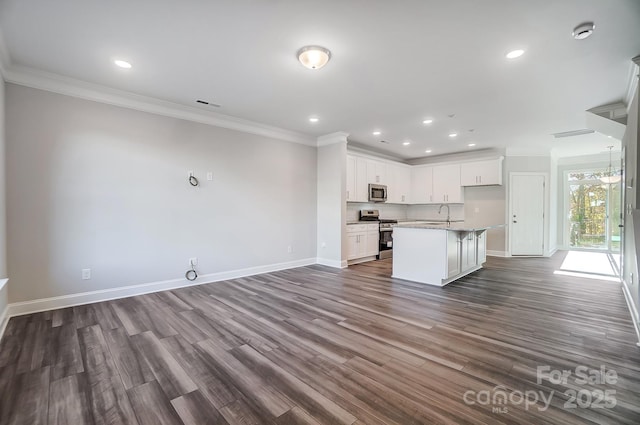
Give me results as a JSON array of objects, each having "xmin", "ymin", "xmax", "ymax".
[{"xmin": 82, "ymin": 269, "xmax": 91, "ymax": 280}]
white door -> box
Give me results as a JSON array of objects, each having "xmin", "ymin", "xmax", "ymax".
[{"xmin": 510, "ymin": 174, "xmax": 545, "ymax": 255}]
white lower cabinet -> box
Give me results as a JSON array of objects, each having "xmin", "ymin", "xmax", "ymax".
[
  {"xmin": 446, "ymin": 231, "xmax": 460, "ymax": 278},
  {"xmin": 476, "ymin": 230, "xmax": 487, "ymax": 264},
  {"xmin": 460, "ymin": 232, "xmax": 477, "ymax": 272},
  {"xmin": 347, "ymin": 224, "xmax": 379, "ymax": 261}
]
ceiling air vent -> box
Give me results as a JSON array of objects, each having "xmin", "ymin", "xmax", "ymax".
[{"xmin": 552, "ymin": 129, "xmax": 595, "ymax": 138}]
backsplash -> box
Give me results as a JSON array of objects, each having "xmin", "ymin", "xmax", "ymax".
[
  {"xmin": 407, "ymin": 204, "xmax": 465, "ymax": 221},
  {"xmin": 347, "ymin": 203, "xmax": 408, "ymax": 221},
  {"xmin": 347, "ymin": 203, "xmax": 465, "ymax": 222}
]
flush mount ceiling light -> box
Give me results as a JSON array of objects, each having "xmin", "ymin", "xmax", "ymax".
[
  {"xmin": 297, "ymin": 46, "xmax": 331, "ymax": 70},
  {"xmin": 468, "ymin": 143, "xmax": 476, "ymax": 147},
  {"xmin": 573, "ymin": 22, "xmax": 595, "ymax": 40},
  {"xmin": 505, "ymin": 49, "xmax": 525, "ymax": 59},
  {"xmin": 114, "ymin": 59, "xmax": 132, "ymax": 69},
  {"xmin": 425, "ymin": 149, "xmax": 432, "ymax": 153},
  {"xmin": 373, "ymin": 131, "xmax": 381, "ymax": 136},
  {"xmin": 403, "ymin": 142, "xmax": 411, "ymax": 146},
  {"xmin": 448, "ymin": 133, "xmax": 458, "ymax": 138},
  {"xmin": 309, "ymin": 117, "xmax": 319, "ymax": 123},
  {"xmin": 422, "ymin": 119, "xmax": 433, "ymax": 125}
]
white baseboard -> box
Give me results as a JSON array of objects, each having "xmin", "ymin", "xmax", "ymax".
[
  {"xmin": 5, "ymin": 257, "xmax": 317, "ymax": 319},
  {"xmin": 487, "ymin": 250, "xmax": 509, "ymax": 257},
  {"xmin": 621, "ymin": 279, "xmax": 640, "ymax": 347},
  {"xmin": 315, "ymin": 258, "xmax": 346, "ymax": 269},
  {"xmin": 546, "ymin": 247, "xmax": 558, "ymax": 257}
]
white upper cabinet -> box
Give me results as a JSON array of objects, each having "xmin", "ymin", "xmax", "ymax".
[
  {"xmin": 410, "ymin": 166, "xmax": 434, "ymax": 204},
  {"xmin": 346, "ymin": 155, "xmax": 357, "ymax": 201},
  {"xmin": 388, "ymin": 164, "xmax": 411, "ymax": 204},
  {"xmin": 346, "ymin": 155, "xmax": 369, "ymax": 202},
  {"xmin": 433, "ymin": 164, "xmax": 463, "ymax": 203},
  {"xmin": 460, "ymin": 158, "xmax": 503, "ymax": 186},
  {"xmin": 366, "ymin": 159, "xmax": 387, "ymax": 185}
]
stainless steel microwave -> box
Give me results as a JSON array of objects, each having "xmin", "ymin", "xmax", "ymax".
[{"xmin": 368, "ymin": 184, "xmax": 387, "ymax": 202}]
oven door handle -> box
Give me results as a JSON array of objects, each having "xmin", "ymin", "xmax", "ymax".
[{"xmin": 379, "ymin": 228, "xmax": 394, "ymax": 232}]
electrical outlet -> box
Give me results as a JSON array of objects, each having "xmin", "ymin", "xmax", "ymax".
[
  {"xmin": 207, "ymin": 172, "xmax": 213, "ymax": 181},
  {"xmin": 287, "ymin": 246, "xmax": 292, "ymax": 253},
  {"xmin": 82, "ymin": 269, "xmax": 91, "ymax": 280},
  {"xmin": 189, "ymin": 257, "xmax": 198, "ymax": 267}
]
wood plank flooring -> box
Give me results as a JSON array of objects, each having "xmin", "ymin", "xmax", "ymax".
[{"xmin": 1, "ymin": 252, "xmax": 639, "ymax": 424}]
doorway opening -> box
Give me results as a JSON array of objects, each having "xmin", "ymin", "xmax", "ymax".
[{"xmin": 564, "ymin": 169, "xmax": 622, "ymax": 258}]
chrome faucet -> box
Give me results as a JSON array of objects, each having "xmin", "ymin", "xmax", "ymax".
[{"xmin": 438, "ymin": 204, "xmax": 451, "ymax": 226}]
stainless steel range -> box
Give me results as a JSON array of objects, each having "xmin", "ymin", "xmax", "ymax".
[{"xmin": 359, "ymin": 209, "xmax": 398, "ymax": 260}]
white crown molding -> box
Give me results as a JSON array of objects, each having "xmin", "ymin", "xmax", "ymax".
[
  {"xmin": 2, "ymin": 64, "xmax": 318, "ymax": 147},
  {"xmin": 625, "ymin": 56, "xmax": 640, "ymax": 113},
  {"xmin": 317, "ymin": 132, "xmax": 349, "ymax": 147}
]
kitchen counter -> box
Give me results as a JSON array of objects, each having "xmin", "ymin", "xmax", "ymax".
[
  {"xmin": 395, "ymin": 222, "xmax": 504, "ymax": 231},
  {"xmin": 392, "ymin": 223, "xmax": 505, "ymax": 286}
]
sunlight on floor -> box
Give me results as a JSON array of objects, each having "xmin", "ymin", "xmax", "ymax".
[{"xmin": 554, "ymin": 251, "xmax": 620, "ymax": 282}]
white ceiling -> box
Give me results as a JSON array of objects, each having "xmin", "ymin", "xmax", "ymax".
[{"xmin": 0, "ymin": 0, "xmax": 639, "ymax": 159}]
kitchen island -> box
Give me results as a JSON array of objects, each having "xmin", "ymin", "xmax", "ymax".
[{"xmin": 392, "ymin": 222, "xmax": 505, "ymax": 286}]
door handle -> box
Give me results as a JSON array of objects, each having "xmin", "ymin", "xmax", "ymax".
[
  {"xmin": 513, "ymin": 220, "xmax": 517, "ymax": 223},
  {"xmin": 618, "ymin": 224, "xmax": 624, "ymax": 228}
]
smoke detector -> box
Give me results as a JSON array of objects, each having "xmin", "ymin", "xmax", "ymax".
[{"xmin": 572, "ymin": 22, "xmax": 595, "ymax": 40}]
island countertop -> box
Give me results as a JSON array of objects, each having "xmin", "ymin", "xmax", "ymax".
[{"xmin": 394, "ymin": 222, "xmax": 505, "ymax": 232}]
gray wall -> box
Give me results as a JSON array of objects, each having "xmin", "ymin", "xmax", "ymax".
[
  {"xmin": 623, "ymin": 85, "xmax": 639, "ymax": 317},
  {"xmin": 0, "ymin": 77, "xmax": 7, "ymax": 318},
  {"xmin": 317, "ymin": 141, "xmax": 346, "ymax": 266},
  {"xmin": 6, "ymin": 84, "xmax": 317, "ymax": 303}
]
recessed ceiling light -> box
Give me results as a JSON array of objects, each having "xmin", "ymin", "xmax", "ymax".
[
  {"xmin": 403, "ymin": 142, "xmax": 411, "ymax": 146},
  {"xmin": 449, "ymin": 133, "xmax": 458, "ymax": 138},
  {"xmin": 425, "ymin": 149, "xmax": 432, "ymax": 153},
  {"xmin": 422, "ymin": 119, "xmax": 433, "ymax": 125},
  {"xmin": 297, "ymin": 46, "xmax": 331, "ymax": 70},
  {"xmin": 573, "ymin": 22, "xmax": 595, "ymax": 40},
  {"xmin": 468, "ymin": 143, "xmax": 476, "ymax": 147},
  {"xmin": 373, "ymin": 131, "xmax": 381, "ymax": 136},
  {"xmin": 114, "ymin": 59, "xmax": 132, "ymax": 69},
  {"xmin": 309, "ymin": 117, "xmax": 319, "ymax": 123},
  {"xmin": 505, "ymin": 49, "xmax": 525, "ymax": 59}
]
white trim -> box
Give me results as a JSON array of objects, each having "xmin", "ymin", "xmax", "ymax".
[
  {"xmin": 0, "ymin": 26, "xmax": 11, "ymax": 79},
  {"xmin": 0, "ymin": 304, "xmax": 8, "ymax": 341},
  {"xmin": 3, "ymin": 65, "xmax": 317, "ymax": 147},
  {"xmin": 621, "ymin": 279, "xmax": 640, "ymax": 347},
  {"xmin": 347, "ymin": 256, "xmax": 378, "ymax": 266},
  {"xmin": 486, "ymin": 250, "xmax": 509, "ymax": 257},
  {"xmin": 317, "ymin": 132, "xmax": 349, "ymax": 147},
  {"xmin": 625, "ymin": 58, "xmax": 639, "ymax": 113},
  {"xmin": 0, "ymin": 278, "xmax": 7, "ymax": 291},
  {"xmin": 316, "ymin": 257, "xmax": 346, "ymax": 268},
  {"xmin": 5, "ymin": 258, "xmax": 316, "ymax": 318}
]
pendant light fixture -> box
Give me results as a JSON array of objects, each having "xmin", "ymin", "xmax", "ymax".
[
  {"xmin": 297, "ymin": 46, "xmax": 331, "ymax": 70},
  {"xmin": 600, "ymin": 146, "xmax": 621, "ymax": 184}
]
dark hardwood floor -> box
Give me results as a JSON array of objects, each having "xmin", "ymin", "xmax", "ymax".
[{"xmin": 1, "ymin": 252, "xmax": 639, "ymax": 424}]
